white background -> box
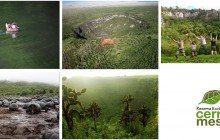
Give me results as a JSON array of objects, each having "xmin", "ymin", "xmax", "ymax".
[
  {"xmin": 1, "ymin": 0, "xmax": 218, "ymax": 139},
  {"xmin": 160, "ymin": 64, "xmax": 220, "ymax": 140}
]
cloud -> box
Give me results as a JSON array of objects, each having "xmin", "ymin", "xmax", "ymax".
[
  {"xmin": 62, "ymin": 70, "xmax": 158, "ymax": 78},
  {"xmin": 0, "ymin": 70, "xmax": 59, "ymax": 86},
  {"xmin": 63, "ymin": 1, "xmax": 157, "ymax": 8}
]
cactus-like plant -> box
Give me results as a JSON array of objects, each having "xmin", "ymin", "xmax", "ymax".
[
  {"xmin": 63, "ymin": 85, "xmax": 86, "ymax": 130},
  {"xmin": 85, "ymin": 102, "xmax": 101, "ymax": 130},
  {"xmin": 138, "ymin": 105, "xmax": 150, "ymax": 127},
  {"xmin": 119, "ymin": 94, "xmax": 135, "ymax": 126}
]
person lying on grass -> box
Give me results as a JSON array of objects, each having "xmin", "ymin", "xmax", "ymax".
[
  {"xmin": 194, "ymin": 34, "xmax": 207, "ymax": 54},
  {"xmin": 172, "ymin": 38, "xmax": 187, "ymax": 60},
  {"xmin": 210, "ymin": 33, "xmax": 218, "ymax": 56}
]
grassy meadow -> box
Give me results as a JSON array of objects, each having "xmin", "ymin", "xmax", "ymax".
[{"xmin": 162, "ymin": 54, "xmax": 220, "ymax": 63}]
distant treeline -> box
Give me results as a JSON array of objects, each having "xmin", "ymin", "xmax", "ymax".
[{"xmin": 0, "ymin": 81, "xmax": 59, "ymax": 96}]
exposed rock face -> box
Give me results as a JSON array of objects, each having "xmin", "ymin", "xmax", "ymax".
[
  {"xmin": 162, "ymin": 7, "xmax": 220, "ymax": 20},
  {"xmin": 162, "ymin": 7, "xmax": 220, "ymax": 28},
  {"xmin": 163, "ymin": 11, "xmax": 199, "ymax": 19},
  {"xmin": 73, "ymin": 14, "xmax": 150, "ymax": 39}
]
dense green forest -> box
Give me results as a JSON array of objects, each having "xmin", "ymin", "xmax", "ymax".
[
  {"xmin": 162, "ymin": 7, "xmax": 220, "ymax": 63},
  {"xmin": 0, "ymin": 81, "xmax": 59, "ymax": 96},
  {"xmin": 62, "ymin": 75, "xmax": 158, "ymax": 139},
  {"xmin": 63, "ymin": 3, "xmax": 158, "ymax": 69}
]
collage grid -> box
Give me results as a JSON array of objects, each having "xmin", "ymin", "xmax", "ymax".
[{"xmin": 0, "ymin": 0, "xmax": 219, "ymax": 139}]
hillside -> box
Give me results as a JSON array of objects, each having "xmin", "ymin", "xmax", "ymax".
[
  {"xmin": 63, "ymin": 4, "xmax": 158, "ymax": 69},
  {"xmin": 0, "ymin": 81, "xmax": 59, "ymax": 96},
  {"xmin": 63, "ymin": 75, "xmax": 158, "ymax": 139},
  {"xmin": 161, "ymin": 7, "xmax": 220, "ymax": 63},
  {"xmin": 64, "ymin": 75, "xmax": 157, "ymax": 115}
]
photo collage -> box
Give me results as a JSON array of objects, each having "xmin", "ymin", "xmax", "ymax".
[{"xmin": 0, "ymin": 0, "xmax": 218, "ymax": 139}]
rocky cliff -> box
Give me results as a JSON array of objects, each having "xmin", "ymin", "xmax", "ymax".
[
  {"xmin": 162, "ymin": 7, "xmax": 220, "ymax": 20},
  {"xmin": 73, "ymin": 14, "xmax": 150, "ymax": 39}
]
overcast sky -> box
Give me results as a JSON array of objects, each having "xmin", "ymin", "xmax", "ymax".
[
  {"xmin": 62, "ymin": 70, "xmax": 158, "ymax": 78},
  {"xmin": 63, "ymin": 1, "xmax": 157, "ymax": 8},
  {"xmin": 162, "ymin": 0, "xmax": 220, "ymax": 10},
  {"xmin": 0, "ymin": 70, "xmax": 59, "ymax": 86}
]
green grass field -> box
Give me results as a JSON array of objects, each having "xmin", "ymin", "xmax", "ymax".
[
  {"xmin": 162, "ymin": 54, "xmax": 220, "ymax": 63},
  {"xmin": 63, "ymin": 4, "xmax": 158, "ymax": 69},
  {"xmin": 62, "ymin": 75, "xmax": 158, "ymax": 139}
]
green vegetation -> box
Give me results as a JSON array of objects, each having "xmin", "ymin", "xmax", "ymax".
[
  {"xmin": 62, "ymin": 75, "xmax": 158, "ymax": 139},
  {"xmin": 162, "ymin": 7, "xmax": 220, "ymax": 63},
  {"xmin": 63, "ymin": 5, "xmax": 158, "ymax": 69},
  {"xmin": 0, "ymin": 81, "xmax": 59, "ymax": 97},
  {"xmin": 63, "ymin": 86, "xmax": 87, "ymax": 130},
  {"xmin": 162, "ymin": 54, "xmax": 220, "ymax": 63}
]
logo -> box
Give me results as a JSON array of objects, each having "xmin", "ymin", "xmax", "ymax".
[
  {"xmin": 199, "ymin": 90, "xmax": 220, "ymax": 105},
  {"xmin": 196, "ymin": 90, "xmax": 220, "ymax": 126}
]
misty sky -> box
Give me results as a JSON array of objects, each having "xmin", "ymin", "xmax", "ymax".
[
  {"xmin": 62, "ymin": 70, "xmax": 158, "ymax": 78},
  {"xmin": 162, "ymin": 0, "xmax": 220, "ymax": 10},
  {"xmin": 63, "ymin": 1, "xmax": 158, "ymax": 8},
  {"xmin": 0, "ymin": 70, "xmax": 59, "ymax": 85}
]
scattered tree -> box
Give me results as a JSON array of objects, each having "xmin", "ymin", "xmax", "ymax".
[
  {"xmin": 85, "ymin": 102, "xmax": 101, "ymax": 131},
  {"xmin": 138, "ymin": 105, "xmax": 151, "ymax": 127},
  {"xmin": 119, "ymin": 94, "xmax": 136, "ymax": 126}
]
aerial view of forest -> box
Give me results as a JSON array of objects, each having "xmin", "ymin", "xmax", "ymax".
[{"xmin": 63, "ymin": 1, "xmax": 158, "ymax": 69}]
